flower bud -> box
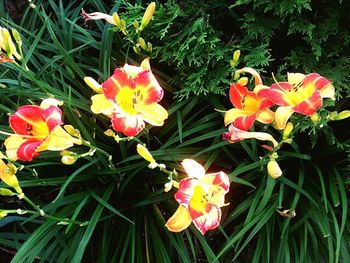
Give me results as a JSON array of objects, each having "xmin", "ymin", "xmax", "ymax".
[
  {"xmin": 267, "ymin": 160, "xmax": 282, "ymax": 179},
  {"xmin": 137, "ymin": 144, "xmax": 156, "ymax": 163},
  {"xmin": 283, "ymin": 122, "xmax": 293, "ymax": 139},
  {"xmin": 0, "ymin": 27, "xmax": 21, "ymax": 60},
  {"xmin": 104, "ymin": 129, "xmax": 116, "ymax": 137},
  {"xmin": 329, "ymin": 110, "xmax": 350, "ymax": 121},
  {"xmin": 0, "ymin": 211, "xmax": 7, "ymax": 218},
  {"xmin": 164, "ymin": 181, "xmax": 173, "ymax": 192},
  {"xmin": 112, "ymin": 12, "xmax": 122, "ymax": 28},
  {"xmin": 0, "ymin": 188, "xmax": 15, "ymax": 196},
  {"xmin": 0, "ymin": 159, "xmax": 22, "ymax": 194},
  {"xmin": 237, "ymin": 77, "xmax": 248, "ymax": 86},
  {"xmin": 11, "ymin": 28, "xmax": 21, "ymax": 43},
  {"xmin": 140, "ymin": 2, "xmax": 156, "ymax": 30},
  {"xmin": 64, "ymin": 125, "xmax": 82, "ymax": 138},
  {"xmin": 61, "ymin": 155, "xmax": 78, "ymax": 165},
  {"xmin": 84, "ymin": 76, "xmax": 103, "ymax": 93},
  {"xmin": 133, "ymin": 21, "xmax": 140, "ymax": 31},
  {"xmin": 233, "ymin": 50, "xmax": 241, "ymax": 63},
  {"xmin": 310, "ymin": 113, "xmax": 319, "ymax": 123},
  {"xmin": 138, "ymin": 37, "xmax": 147, "ymax": 50}
]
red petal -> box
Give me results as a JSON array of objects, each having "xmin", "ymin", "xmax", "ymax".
[
  {"xmin": 303, "ymin": 73, "xmax": 331, "ymax": 92},
  {"xmin": 229, "ymin": 83, "xmax": 248, "ymax": 109},
  {"xmin": 42, "ymin": 105, "xmax": 63, "ymax": 131},
  {"xmin": 191, "ymin": 204, "xmax": 221, "ymax": 235},
  {"xmin": 111, "ymin": 113, "xmax": 145, "ymax": 136},
  {"xmin": 102, "ymin": 68, "xmax": 133, "ymax": 101},
  {"xmin": 211, "ymin": 172, "xmax": 230, "ymax": 192},
  {"xmin": 234, "ymin": 113, "xmax": 257, "ymax": 130},
  {"xmin": 266, "ymin": 82, "xmax": 293, "ymax": 106},
  {"xmin": 256, "ymin": 88, "xmax": 274, "ymax": 109},
  {"xmin": 292, "ymin": 90, "xmax": 322, "ymax": 115},
  {"xmin": 9, "ymin": 106, "xmax": 45, "ymax": 135},
  {"xmin": 17, "ymin": 139, "xmax": 43, "ymax": 161},
  {"xmin": 175, "ymin": 178, "xmax": 197, "ymax": 208},
  {"xmin": 134, "ymin": 70, "xmax": 164, "ymax": 104}
]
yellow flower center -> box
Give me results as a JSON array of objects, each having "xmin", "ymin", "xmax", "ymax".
[{"xmin": 116, "ymin": 88, "xmax": 144, "ymax": 115}]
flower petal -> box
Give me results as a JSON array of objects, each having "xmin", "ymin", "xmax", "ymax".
[
  {"xmin": 17, "ymin": 139, "xmax": 43, "ymax": 161},
  {"xmin": 224, "ymin": 108, "xmax": 248, "ymax": 126},
  {"xmin": 181, "ymin": 159, "xmax": 206, "ymax": 179},
  {"xmin": 137, "ymin": 103, "xmax": 168, "ymax": 126},
  {"xmin": 191, "ymin": 204, "xmax": 221, "ymax": 235},
  {"xmin": 42, "ymin": 105, "xmax": 63, "ymax": 131},
  {"xmin": 111, "ymin": 113, "xmax": 145, "ymax": 136},
  {"xmin": 229, "ymin": 83, "xmax": 248, "ymax": 109},
  {"xmin": 91, "ymin": 94, "xmax": 114, "ymax": 116},
  {"xmin": 165, "ymin": 205, "xmax": 192, "ymax": 233},
  {"xmin": 46, "ymin": 126, "xmax": 75, "ymax": 151},
  {"xmin": 175, "ymin": 178, "xmax": 197, "ymax": 208},
  {"xmin": 266, "ymin": 83, "xmax": 294, "ymax": 106},
  {"xmin": 102, "ymin": 68, "xmax": 133, "ymax": 101},
  {"xmin": 9, "ymin": 105, "xmax": 48, "ymax": 137},
  {"xmin": 274, "ymin": 106, "xmax": 294, "ymax": 130},
  {"xmin": 292, "ymin": 90, "xmax": 322, "ymax": 115},
  {"xmin": 4, "ymin": 135, "xmax": 27, "ymax": 161},
  {"xmin": 81, "ymin": 9, "xmax": 115, "ymax": 25},
  {"xmin": 199, "ymin": 171, "xmax": 230, "ymax": 193},
  {"xmin": 256, "ymin": 108, "xmax": 275, "ymax": 124},
  {"xmin": 234, "ymin": 113, "xmax": 257, "ymax": 130},
  {"xmin": 134, "ymin": 70, "xmax": 164, "ymax": 104},
  {"xmin": 287, "ymin": 73, "xmax": 305, "ymax": 86}
]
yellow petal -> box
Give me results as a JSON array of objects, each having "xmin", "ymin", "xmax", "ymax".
[
  {"xmin": 165, "ymin": 205, "xmax": 192, "ymax": 232},
  {"xmin": 136, "ymin": 143, "xmax": 155, "ymax": 163},
  {"xmin": 256, "ymin": 109, "xmax": 275, "ymax": 124},
  {"xmin": 274, "ymin": 106, "xmax": 294, "ymax": 130},
  {"xmin": 224, "ymin": 108, "xmax": 249, "ymax": 126},
  {"xmin": 138, "ymin": 103, "xmax": 168, "ymax": 126},
  {"xmin": 4, "ymin": 135, "xmax": 26, "ymax": 161},
  {"xmin": 46, "ymin": 126, "xmax": 75, "ymax": 151},
  {"xmin": 91, "ymin": 94, "xmax": 114, "ymax": 116}
]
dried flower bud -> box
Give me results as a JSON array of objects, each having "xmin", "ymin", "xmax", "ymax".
[{"xmin": 267, "ymin": 160, "xmax": 282, "ymax": 179}]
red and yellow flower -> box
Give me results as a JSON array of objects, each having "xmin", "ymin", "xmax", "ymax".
[
  {"xmin": 266, "ymin": 73, "xmax": 335, "ymax": 129},
  {"xmin": 224, "ymin": 68, "xmax": 275, "ymax": 130},
  {"xmin": 165, "ymin": 159, "xmax": 230, "ymax": 235},
  {"xmin": 4, "ymin": 99, "xmax": 79, "ymax": 162},
  {"xmin": 87, "ymin": 58, "xmax": 168, "ymax": 137}
]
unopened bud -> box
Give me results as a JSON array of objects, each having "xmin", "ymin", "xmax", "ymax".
[
  {"xmin": 283, "ymin": 122, "xmax": 293, "ymax": 139},
  {"xmin": 84, "ymin": 76, "xmax": 103, "ymax": 93},
  {"xmin": 61, "ymin": 155, "xmax": 78, "ymax": 165},
  {"xmin": 329, "ymin": 110, "xmax": 350, "ymax": 121},
  {"xmin": 112, "ymin": 13, "xmax": 122, "ymax": 28},
  {"xmin": 0, "ymin": 188, "xmax": 15, "ymax": 196},
  {"xmin": 11, "ymin": 28, "xmax": 21, "ymax": 43},
  {"xmin": 267, "ymin": 160, "xmax": 282, "ymax": 179},
  {"xmin": 64, "ymin": 125, "xmax": 81, "ymax": 138},
  {"xmin": 0, "ymin": 211, "xmax": 7, "ymax": 218},
  {"xmin": 164, "ymin": 181, "xmax": 173, "ymax": 192},
  {"xmin": 237, "ymin": 77, "xmax": 248, "ymax": 86},
  {"xmin": 147, "ymin": 42, "xmax": 152, "ymax": 52},
  {"xmin": 133, "ymin": 46, "xmax": 141, "ymax": 55},
  {"xmin": 137, "ymin": 144, "xmax": 155, "ymax": 163},
  {"xmin": 140, "ymin": 2, "xmax": 156, "ymax": 30},
  {"xmin": 0, "ymin": 159, "xmax": 22, "ymax": 194},
  {"xmin": 104, "ymin": 129, "xmax": 115, "ymax": 137},
  {"xmin": 233, "ymin": 50, "xmax": 241, "ymax": 63},
  {"xmin": 138, "ymin": 37, "xmax": 147, "ymax": 50},
  {"xmin": 310, "ymin": 113, "xmax": 319, "ymax": 123},
  {"xmin": 133, "ymin": 21, "xmax": 140, "ymax": 31}
]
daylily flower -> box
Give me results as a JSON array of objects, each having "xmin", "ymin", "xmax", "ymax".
[
  {"xmin": 223, "ymin": 124, "xmax": 278, "ymax": 148},
  {"xmin": 266, "ymin": 73, "xmax": 335, "ymax": 129},
  {"xmin": 87, "ymin": 58, "xmax": 168, "ymax": 137},
  {"xmin": 4, "ymin": 99, "xmax": 79, "ymax": 162},
  {"xmin": 225, "ymin": 68, "xmax": 274, "ymax": 130},
  {"xmin": 165, "ymin": 159, "xmax": 230, "ymax": 235}
]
